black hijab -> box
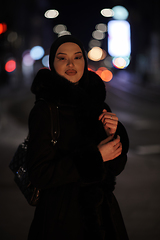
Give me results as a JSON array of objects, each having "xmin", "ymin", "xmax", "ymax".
[
  {"xmin": 31, "ymin": 35, "xmax": 106, "ymax": 104},
  {"xmin": 49, "ymin": 35, "xmax": 89, "ymax": 89}
]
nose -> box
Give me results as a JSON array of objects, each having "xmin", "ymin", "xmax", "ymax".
[{"xmin": 67, "ymin": 59, "xmax": 74, "ymax": 66}]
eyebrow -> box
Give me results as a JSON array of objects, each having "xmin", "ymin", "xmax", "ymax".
[{"xmin": 56, "ymin": 51, "xmax": 82, "ymax": 56}]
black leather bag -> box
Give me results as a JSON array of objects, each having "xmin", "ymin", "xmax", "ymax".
[{"xmin": 9, "ymin": 100, "xmax": 60, "ymax": 206}]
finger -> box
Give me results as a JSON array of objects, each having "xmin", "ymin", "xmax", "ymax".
[
  {"xmin": 102, "ymin": 114, "xmax": 118, "ymax": 122},
  {"xmin": 98, "ymin": 109, "xmax": 110, "ymax": 121},
  {"xmin": 114, "ymin": 148, "xmax": 122, "ymax": 158},
  {"xmin": 99, "ymin": 109, "xmax": 117, "ymax": 121},
  {"xmin": 100, "ymin": 116, "xmax": 118, "ymax": 126},
  {"xmin": 114, "ymin": 142, "xmax": 122, "ymax": 150},
  {"xmin": 104, "ymin": 123, "xmax": 117, "ymax": 133},
  {"xmin": 111, "ymin": 137, "xmax": 121, "ymax": 146},
  {"xmin": 103, "ymin": 118, "xmax": 118, "ymax": 126},
  {"xmin": 100, "ymin": 135, "xmax": 114, "ymax": 145},
  {"xmin": 113, "ymin": 141, "xmax": 122, "ymax": 152},
  {"xmin": 99, "ymin": 112, "xmax": 106, "ymax": 121},
  {"xmin": 99, "ymin": 109, "xmax": 107, "ymax": 120}
]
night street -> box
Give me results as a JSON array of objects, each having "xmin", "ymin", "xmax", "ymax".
[
  {"xmin": 0, "ymin": 71, "xmax": 160, "ymax": 240},
  {"xmin": 1, "ymin": 0, "xmax": 160, "ymax": 239}
]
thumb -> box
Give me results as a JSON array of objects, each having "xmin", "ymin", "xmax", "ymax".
[{"xmin": 103, "ymin": 109, "xmax": 107, "ymax": 113}]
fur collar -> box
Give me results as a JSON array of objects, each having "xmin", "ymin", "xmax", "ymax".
[{"xmin": 31, "ymin": 68, "xmax": 106, "ymax": 108}]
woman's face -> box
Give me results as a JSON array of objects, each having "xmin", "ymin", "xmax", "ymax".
[{"xmin": 53, "ymin": 42, "xmax": 85, "ymax": 83}]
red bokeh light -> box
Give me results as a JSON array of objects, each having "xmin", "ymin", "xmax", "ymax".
[
  {"xmin": 0, "ymin": 23, "xmax": 7, "ymax": 34},
  {"xmin": 5, "ymin": 60, "xmax": 16, "ymax": 72}
]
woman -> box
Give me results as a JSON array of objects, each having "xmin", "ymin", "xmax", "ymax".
[{"xmin": 27, "ymin": 35, "xmax": 129, "ymax": 240}]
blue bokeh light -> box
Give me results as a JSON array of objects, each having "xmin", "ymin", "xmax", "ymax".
[{"xmin": 30, "ymin": 46, "xmax": 45, "ymax": 60}]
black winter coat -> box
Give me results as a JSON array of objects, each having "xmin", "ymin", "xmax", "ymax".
[{"xmin": 27, "ymin": 69, "xmax": 129, "ymax": 240}]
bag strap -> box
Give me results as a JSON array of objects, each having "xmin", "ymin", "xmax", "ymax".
[
  {"xmin": 48, "ymin": 103, "xmax": 60, "ymax": 146},
  {"xmin": 36, "ymin": 99, "xmax": 60, "ymax": 146}
]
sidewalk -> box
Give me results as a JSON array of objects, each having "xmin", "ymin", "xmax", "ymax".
[{"xmin": 0, "ymin": 86, "xmax": 35, "ymax": 240}]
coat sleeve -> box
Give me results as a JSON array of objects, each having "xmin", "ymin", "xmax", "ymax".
[
  {"xmin": 27, "ymin": 101, "xmax": 105, "ymax": 189},
  {"xmin": 106, "ymin": 120, "xmax": 129, "ymax": 176},
  {"xmin": 102, "ymin": 102, "xmax": 129, "ymax": 176}
]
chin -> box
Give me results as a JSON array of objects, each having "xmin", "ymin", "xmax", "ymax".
[{"xmin": 66, "ymin": 76, "xmax": 80, "ymax": 84}]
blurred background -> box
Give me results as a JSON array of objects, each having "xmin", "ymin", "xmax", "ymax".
[{"xmin": 0, "ymin": 0, "xmax": 160, "ymax": 239}]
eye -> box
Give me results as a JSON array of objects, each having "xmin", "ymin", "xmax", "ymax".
[
  {"xmin": 58, "ymin": 57, "xmax": 66, "ymax": 61},
  {"xmin": 75, "ymin": 55, "xmax": 83, "ymax": 60}
]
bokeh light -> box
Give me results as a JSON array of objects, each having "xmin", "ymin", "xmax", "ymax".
[
  {"xmin": 22, "ymin": 51, "xmax": 35, "ymax": 66},
  {"xmin": 30, "ymin": 46, "xmax": 45, "ymax": 60},
  {"xmin": 103, "ymin": 57, "xmax": 113, "ymax": 68},
  {"xmin": 7, "ymin": 32, "xmax": 18, "ymax": 42},
  {"xmin": 101, "ymin": 50, "xmax": 107, "ymax": 60},
  {"xmin": 108, "ymin": 20, "xmax": 131, "ymax": 57},
  {"xmin": 95, "ymin": 23, "xmax": 107, "ymax": 32},
  {"xmin": 58, "ymin": 31, "xmax": 71, "ymax": 37},
  {"xmin": 112, "ymin": 57, "xmax": 130, "ymax": 69},
  {"xmin": 101, "ymin": 69, "xmax": 113, "ymax": 82},
  {"xmin": 89, "ymin": 39, "xmax": 101, "ymax": 49},
  {"xmin": 5, "ymin": 59, "xmax": 16, "ymax": 72},
  {"xmin": 88, "ymin": 67, "xmax": 95, "ymax": 72},
  {"xmin": 92, "ymin": 30, "xmax": 105, "ymax": 40},
  {"xmin": 101, "ymin": 9, "xmax": 114, "ymax": 17},
  {"xmin": 42, "ymin": 55, "xmax": 49, "ymax": 67},
  {"xmin": 53, "ymin": 24, "xmax": 67, "ymax": 34},
  {"xmin": 0, "ymin": 23, "xmax": 7, "ymax": 34},
  {"xmin": 96, "ymin": 67, "xmax": 107, "ymax": 77},
  {"xmin": 88, "ymin": 47, "xmax": 103, "ymax": 61},
  {"xmin": 112, "ymin": 6, "xmax": 129, "ymax": 20},
  {"xmin": 96, "ymin": 67, "xmax": 113, "ymax": 82},
  {"xmin": 44, "ymin": 9, "xmax": 59, "ymax": 19}
]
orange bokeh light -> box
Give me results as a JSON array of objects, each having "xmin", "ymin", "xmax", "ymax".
[
  {"xmin": 101, "ymin": 69, "xmax": 113, "ymax": 82},
  {"xmin": 96, "ymin": 67, "xmax": 113, "ymax": 82},
  {"xmin": 96, "ymin": 67, "xmax": 107, "ymax": 77},
  {"xmin": 5, "ymin": 60, "xmax": 16, "ymax": 72},
  {"xmin": 88, "ymin": 67, "xmax": 94, "ymax": 72}
]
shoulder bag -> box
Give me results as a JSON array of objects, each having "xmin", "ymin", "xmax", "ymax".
[{"xmin": 9, "ymin": 100, "xmax": 60, "ymax": 206}]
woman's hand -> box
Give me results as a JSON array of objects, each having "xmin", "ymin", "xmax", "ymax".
[
  {"xmin": 99, "ymin": 109, "xmax": 118, "ymax": 136},
  {"xmin": 98, "ymin": 135, "xmax": 122, "ymax": 162}
]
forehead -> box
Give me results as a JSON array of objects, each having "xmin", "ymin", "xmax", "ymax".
[{"xmin": 56, "ymin": 42, "xmax": 82, "ymax": 54}]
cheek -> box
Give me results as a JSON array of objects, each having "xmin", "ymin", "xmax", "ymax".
[
  {"xmin": 54, "ymin": 62, "xmax": 64, "ymax": 75},
  {"xmin": 79, "ymin": 62, "xmax": 85, "ymax": 76}
]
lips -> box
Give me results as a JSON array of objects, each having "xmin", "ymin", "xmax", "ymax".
[{"xmin": 65, "ymin": 69, "xmax": 77, "ymax": 76}]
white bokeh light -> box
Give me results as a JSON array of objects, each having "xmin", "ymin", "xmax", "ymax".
[
  {"xmin": 88, "ymin": 47, "xmax": 103, "ymax": 61},
  {"xmin": 89, "ymin": 39, "xmax": 101, "ymax": 49},
  {"xmin": 44, "ymin": 9, "xmax": 59, "ymax": 19},
  {"xmin": 53, "ymin": 24, "xmax": 67, "ymax": 34},
  {"xmin": 101, "ymin": 8, "xmax": 114, "ymax": 17},
  {"xmin": 95, "ymin": 23, "xmax": 107, "ymax": 32},
  {"xmin": 92, "ymin": 30, "xmax": 105, "ymax": 40},
  {"xmin": 58, "ymin": 31, "xmax": 71, "ymax": 37},
  {"xmin": 108, "ymin": 20, "xmax": 131, "ymax": 57}
]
